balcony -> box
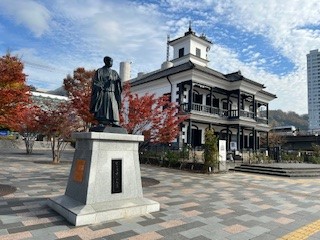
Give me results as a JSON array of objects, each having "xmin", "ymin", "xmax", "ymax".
[
  {"xmin": 256, "ymin": 116, "xmax": 268, "ymax": 124},
  {"xmin": 186, "ymin": 103, "xmax": 228, "ymax": 117},
  {"xmin": 182, "ymin": 103, "xmax": 268, "ymax": 124}
]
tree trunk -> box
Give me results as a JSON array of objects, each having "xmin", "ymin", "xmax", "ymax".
[
  {"xmin": 52, "ymin": 154, "xmax": 60, "ymax": 164},
  {"xmin": 51, "ymin": 136, "xmax": 60, "ymax": 164},
  {"xmin": 24, "ymin": 134, "xmax": 35, "ymax": 154}
]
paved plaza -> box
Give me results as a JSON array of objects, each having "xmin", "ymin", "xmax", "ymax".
[{"xmin": 1, "ymin": 149, "xmax": 320, "ymax": 239}]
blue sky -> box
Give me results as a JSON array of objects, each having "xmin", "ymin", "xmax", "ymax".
[{"xmin": 1, "ymin": 0, "xmax": 320, "ymax": 114}]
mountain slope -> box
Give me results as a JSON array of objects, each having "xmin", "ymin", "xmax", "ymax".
[{"xmin": 268, "ymin": 110, "xmax": 308, "ymax": 130}]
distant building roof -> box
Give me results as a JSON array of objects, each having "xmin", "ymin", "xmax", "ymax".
[{"xmin": 31, "ymin": 91, "xmax": 68, "ymax": 100}]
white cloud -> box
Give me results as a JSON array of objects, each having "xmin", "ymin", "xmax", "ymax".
[
  {"xmin": 0, "ymin": 0, "xmax": 51, "ymax": 37},
  {"xmin": 207, "ymin": 43, "xmax": 308, "ymax": 114},
  {"xmin": 211, "ymin": 0, "xmax": 320, "ymax": 64},
  {"xmin": 203, "ymin": 0, "xmax": 320, "ymax": 114},
  {"xmin": 11, "ymin": 48, "xmax": 69, "ymax": 90},
  {"xmin": 2, "ymin": 0, "xmax": 319, "ymax": 115},
  {"xmin": 48, "ymin": 0, "xmax": 169, "ymax": 75}
]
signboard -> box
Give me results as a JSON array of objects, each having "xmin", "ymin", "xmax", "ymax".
[
  {"xmin": 219, "ymin": 140, "xmax": 227, "ymax": 162},
  {"xmin": 230, "ymin": 141, "xmax": 237, "ymax": 151},
  {"xmin": 73, "ymin": 159, "xmax": 86, "ymax": 183},
  {"xmin": 0, "ymin": 130, "xmax": 8, "ymax": 136},
  {"xmin": 112, "ymin": 159, "xmax": 122, "ymax": 194}
]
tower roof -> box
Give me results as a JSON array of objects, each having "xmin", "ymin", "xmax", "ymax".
[{"xmin": 168, "ymin": 27, "xmax": 212, "ymax": 45}]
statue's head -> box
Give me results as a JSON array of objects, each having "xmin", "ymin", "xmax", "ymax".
[{"xmin": 103, "ymin": 56, "xmax": 113, "ymax": 67}]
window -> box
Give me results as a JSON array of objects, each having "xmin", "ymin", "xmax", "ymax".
[
  {"xmin": 191, "ymin": 129, "xmax": 202, "ymax": 147},
  {"xmin": 223, "ymin": 102, "xmax": 228, "ymax": 110},
  {"xmin": 179, "ymin": 48, "xmax": 184, "ymax": 58},
  {"xmin": 213, "ymin": 99, "xmax": 219, "ymax": 108},
  {"xmin": 162, "ymin": 93, "xmax": 171, "ymax": 110},
  {"xmin": 205, "ymin": 96, "xmax": 219, "ymax": 107},
  {"xmin": 193, "ymin": 92, "xmax": 203, "ymax": 104},
  {"xmin": 206, "ymin": 96, "xmax": 211, "ymax": 106},
  {"xmin": 196, "ymin": 48, "xmax": 201, "ymax": 57}
]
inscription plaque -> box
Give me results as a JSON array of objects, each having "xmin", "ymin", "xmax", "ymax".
[
  {"xmin": 73, "ymin": 159, "xmax": 86, "ymax": 183},
  {"xmin": 112, "ymin": 159, "xmax": 122, "ymax": 193}
]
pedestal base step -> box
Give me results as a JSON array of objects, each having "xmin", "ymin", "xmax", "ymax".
[{"xmin": 48, "ymin": 195, "xmax": 160, "ymax": 226}]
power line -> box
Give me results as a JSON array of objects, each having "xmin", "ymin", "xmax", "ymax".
[{"xmin": 23, "ymin": 60, "xmax": 67, "ymax": 74}]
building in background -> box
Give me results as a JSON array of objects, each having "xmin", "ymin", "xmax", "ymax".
[
  {"xmin": 125, "ymin": 27, "xmax": 276, "ymax": 152},
  {"xmin": 307, "ymin": 49, "xmax": 320, "ymax": 133},
  {"xmin": 30, "ymin": 88, "xmax": 68, "ymax": 110}
]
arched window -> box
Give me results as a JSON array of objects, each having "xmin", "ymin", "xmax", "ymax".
[
  {"xmin": 193, "ymin": 90, "xmax": 203, "ymax": 104},
  {"xmin": 206, "ymin": 94, "xmax": 219, "ymax": 108}
]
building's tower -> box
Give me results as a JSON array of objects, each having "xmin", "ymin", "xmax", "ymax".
[
  {"xmin": 119, "ymin": 62, "xmax": 131, "ymax": 82},
  {"xmin": 307, "ymin": 49, "xmax": 320, "ymax": 132},
  {"xmin": 168, "ymin": 24, "xmax": 212, "ymax": 67}
]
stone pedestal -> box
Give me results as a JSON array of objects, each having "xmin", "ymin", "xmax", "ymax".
[{"xmin": 48, "ymin": 132, "xmax": 160, "ymax": 226}]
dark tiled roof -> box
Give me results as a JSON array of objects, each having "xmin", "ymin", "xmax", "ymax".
[
  {"xmin": 168, "ymin": 29, "xmax": 212, "ymax": 45},
  {"xmin": 130, "ymin": 61, "xmax": 195, "ymax": 86},
  {"xmin": 193, "ymin": 64, "xmax": 228, "ymax": 80},
  {"xmin": 225, "ymin": 71, "xmax": 265, "ymax": 88},
  {"xmin": 130, "ymin": 61, "xmax": 268, "ymax": 91},
  {"xmin": 259, "ymin": 89, "xmax": 277, "ymax": 98}
]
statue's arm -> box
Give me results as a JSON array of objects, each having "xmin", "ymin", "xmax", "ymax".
[
  {"xmin": 92, "ymin": 70, "xmax": 104, "ymax": 88},
  {"xmin": 115, "ymin": 73, "xmax": 122, "ymax": 106}
]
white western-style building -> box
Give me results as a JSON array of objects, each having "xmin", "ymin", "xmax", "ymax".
[{"xmin": 123, "ymin": 27, "xmax": 276, "ymax": 153}]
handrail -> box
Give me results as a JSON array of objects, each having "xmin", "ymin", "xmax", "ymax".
[
  {"xmin": 191, "ymin": 103, "xmax": 228, "ymax": 117},
  {"xmin": 182, "ymin": 103, "xmax": 268, "ymax": 122},
  {"xmin": 240, "ymin": 110, "xmax": 255, "ymax": 119}
]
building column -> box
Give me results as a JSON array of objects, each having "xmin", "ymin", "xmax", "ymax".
[
  {"xmin": 237, "ymin": 125, "xmax": 241, "ymax": 151},
  {"xmin": 177, "ymin": 82, "xmax": 183, "ymax": 105},
  {"xmin": 188, "ymin": 119, "xmax": 192, "ymax": 145},
  {"xmin": 210, "ymin": 87, "xmax": 213, "ymax": 112},
  {"xmin": 188, "ymin": 81, "xmax": 193, "ymax": 112},
  {"xmin": 227, "ymin": 125, "xmax": 230, "ymax": 151},
  {"xmin": 177, "ymin": 83, "xmax": 182, "ymax": 112},
  {"xmin": 252, "ymin": 95, "xmax": 256, "ymax": 118},
  {"xmin": 242, "ymin": 127, "xmax": 245, "ymax": 150},
  {"xmin": 237, "ymin": 90, "xmax": 241, "ymax": 117},
  {"xmin": 266, "ymin": 104, "xmax": 269, "ymax": 124},
  {"xmin": 252, "ymin": 129, "xmax": 256, "ymax": 151}
]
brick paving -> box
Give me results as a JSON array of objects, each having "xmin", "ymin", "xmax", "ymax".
[{"xmin": 1, "ymin": 149, "xmax": 320, "ymax": 239}]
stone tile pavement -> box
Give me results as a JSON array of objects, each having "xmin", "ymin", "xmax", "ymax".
[{"xmin": 1, "ymin": 149, "xmax": 320, "ymax": 239}]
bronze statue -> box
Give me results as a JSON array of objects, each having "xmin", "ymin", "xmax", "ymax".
[{"xmin": 90, "ymin": 56, "xmax": 122, "ymax": 127}]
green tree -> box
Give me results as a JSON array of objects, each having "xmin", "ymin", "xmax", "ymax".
[
  {"xmin": 310, "ymin": 143, "xmax": 320, "ymax": 164},
  {"xmin": 203, "ymin": 128, "xmax": 219, "ymax": 173}
]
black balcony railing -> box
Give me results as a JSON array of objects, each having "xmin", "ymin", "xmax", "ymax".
[
  {"xmin": 256, "ymin": 116, "xmax": 268, "ymax": 124},
  {"xmin": 191, "ymin": 103, "xmax": 228, "ymax": 117},
  {"xmin": 181, "ymin": 103, "xmax": 269, "ymax": 124},
  {"xmin": 240, "ymin": 110, "xmax": 255, "ymax": 119},
  {"xmin": 229, "ymin": 110, "xmax": 238, "ymax": 118}
]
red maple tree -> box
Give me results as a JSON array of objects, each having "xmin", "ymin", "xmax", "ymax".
[
  {"xmin": 15, "ymin": 105, "xmax": 42, "ymax": 154},
  {"xmin": 120, "ymin": 83, "xmax": 188, "ymax": 145},
  {"xmin": 63, "ymin": 67, "xmax": 96, "ymax": 131},
  {"xmin": 0, "ymin": 53, "xmax": 30, "ymax": 129},
  {"xmin": 37, "ymin": 102, "xmax": 80, "ymax": 163}
]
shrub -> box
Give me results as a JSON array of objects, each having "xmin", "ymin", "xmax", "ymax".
[{"xmin": 203, "ymin": 128, "xmax": 219, "ymax": 173}]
